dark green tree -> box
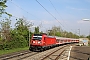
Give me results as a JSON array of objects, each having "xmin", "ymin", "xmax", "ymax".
[
  {"xmin": 86, "ymin": 35, "xmax": 90, "ymax": 40},
  {"xmin": 14, "ymin": 18, "xmax": 33, "ymax": 47},
  {"xmin": 34, "ymin": 26, "xmax": 39, "ymax": 34}
]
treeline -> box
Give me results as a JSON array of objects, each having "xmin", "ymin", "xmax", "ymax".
[
  {"xmin": 47, "ymin": 26, "xmax": 80, "ymax": 38},
  {"xmin": 0, "ymin": 18, "xmax": 88, "ymax": 50},
  {"xmin": 0, "ymin": 18, "xmax": 33, "ymax": 50},
  {"xmin": 0, "ymin": 17, "xmax": 80, "ymax": 50},
  {"xmin": 0, "ymin": 0, "xmax": 89, "ymax": 50}
]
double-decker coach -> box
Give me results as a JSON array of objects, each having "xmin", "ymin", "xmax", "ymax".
[{"xmin": 29, "ymin": 33, "xmax": 79, "ymax": 51}]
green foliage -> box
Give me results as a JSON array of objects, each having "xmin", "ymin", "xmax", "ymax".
[
  {"xmin": 0, "ymin": 17, "xmax": 33, "ymax": 50},
  {"xmin": 34, "ymin": 26, "xmax": 39, "ymax": 34},
  {"xmin": 48, "ymin": 26, "xmax": 62, "ymax": 36},
  {"xmin": 86, "ymin": 35, "xmax": 90, "ymax": 40},
  {"xmin": 10, "ymin": 29, "xmax": 28, "ymax": 48},
  {"xmin": 47, "ymin": 26, "xmax": 79, "ymax": 38},
  {"xmin": 0, "ymin": 0, "xmax": 7, "ymax": 15},
  {"xmin": 0, "ymin": 0, "xmax": 12, "ymax": 17},
  {"xmin": 0, "ymin": 18, "xmax": 11, "ymax": 41}
]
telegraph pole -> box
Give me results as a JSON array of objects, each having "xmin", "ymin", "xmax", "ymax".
[
  {"xmin": 29, "ymin": 28, "xmax": 30, "ymax": 47},
  {"xmin": 78, "ymin": 29, "xmax": 80, "ymax": 38}
]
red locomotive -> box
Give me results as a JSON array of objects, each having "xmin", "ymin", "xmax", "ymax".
[
  {"xmin": 29, "ymin": 33, "xmax": 79, "ymax": 51},
  {"xmin": 29, "ymin": 33, "xmax": 56, "ymax": 51}
]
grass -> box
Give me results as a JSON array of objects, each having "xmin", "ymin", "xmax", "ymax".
[
  {"xmin": 88, "ymin": 44, "xmax": 90, "ymax": 46},
  {"xmin": 0, "ymin": 47, "xmax": 29, "ymax": 56}
]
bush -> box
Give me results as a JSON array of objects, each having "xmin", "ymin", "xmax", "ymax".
[{"xmin": 0, "ymin": 44, "xmax": 3, "ymax": 50}]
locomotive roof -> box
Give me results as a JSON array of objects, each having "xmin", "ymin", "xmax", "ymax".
[
  {"xmin": 47, "ymin": 36, "xmax": 55, "ymax": 38},
  {"xmin": 33, "ymin": 33, "xmax": 47, "ymax": 36},
  {"xmin": 34, "ymin": 34, "xmax": 42, "ymax": 36}
]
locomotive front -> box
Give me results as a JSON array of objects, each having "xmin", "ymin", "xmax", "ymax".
[{"xmin": 29, "ymin": 34, "xmax": 46, "ymax": 51}]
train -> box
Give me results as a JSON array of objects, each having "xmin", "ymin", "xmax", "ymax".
[{"xmin": 29, "ymin": 33, "xmax": 79, "ymax": 51}]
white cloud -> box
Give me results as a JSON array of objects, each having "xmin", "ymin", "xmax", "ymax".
[
  {"xmin": 77, "ymin": 20, "xmax": 90, "ymax": 24},
  {"xmin": 77, "ymin": 20, "xmax": 85, "ymax": 23},
  {"xmin": 43, "ymin": 20, "xmax": 57, "ymax": 24},
  {"xmin": 66, "ymin": 7, "xmax": 88, "ymax": 11},
  {"xmin": 71, "ymin": 7, "xmax": 87, "ymax": 11}
]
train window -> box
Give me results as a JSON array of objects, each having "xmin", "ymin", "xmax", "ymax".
[{"xmin": 32, "ymin": 36, "xmax": 42, "ymax": 40}]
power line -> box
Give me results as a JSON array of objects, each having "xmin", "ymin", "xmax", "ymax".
[
  {"xmin": 49, "ymin": 0, "xmax": 65, "ymax": 22},
  {"xmin": 35, "ymin": 0, "xmax": 64, "ymax": 28},
  {"xmin": 8, "ymin": 0, "xmax": 40, "ymax": 20},
  {"xmin": 49, "ymin": 0, "xmax": 76, "ymax": 34},
  {"xmin": 9, "ymin": 0, "xmax": 75, "ymax": 34},
  {"xmin": 9, "ymin": 0, "xmax": 47, "ymax": 33}
]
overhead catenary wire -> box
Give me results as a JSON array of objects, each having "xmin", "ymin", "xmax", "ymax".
[
  {"xmin": 8, "ymin": 0, "xmax": 50, "ymax": 34},
  {"xmin": 8, "ymin": 0, "xmax": 40, "ymax": 20},
  {"xmin": 49, "ymin": 0, "xmax": 62, "ymax": 18},
  {"xmin": 49, "ymin": 0, "xmax": 77, "ymax": 34},
  {"xmin": 9, "ymin": 0, "xmax": 77, "ymax": 35},
  {"xmin": 49, "ymin": 0, "xmax": 66, "ymax": 23},
  {"xmin": 35, "ymin": 0, "xmax": 65, "ymax": 28},
  {"xmin": 9, "ymin": 0, "xmax": 64, "ymax": 29}
]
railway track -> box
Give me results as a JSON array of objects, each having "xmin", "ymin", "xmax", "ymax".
[
  {"xmin": 40, "ymin": 45, "xmax": 67, "ymax": 60},
  {"xmin": 41, "ymin": 47, "xmax": 66, "ymax": 60},
  {"xmin": 0, "ymin": 44, "xmax": 76, "ymax": 60},
  {"xmin": 23, "ymin": 44, "xmax": 74, "ymax": 60},
  {"xmin": 0, "ymin": 50, "xmax": 39, "ymax": 60}
]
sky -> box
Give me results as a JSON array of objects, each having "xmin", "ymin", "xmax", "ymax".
[{"xmin": 4, "ymin": 0, "xmax": 90, "ymax": 36}]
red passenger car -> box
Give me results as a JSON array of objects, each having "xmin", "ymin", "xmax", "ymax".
[
  {"xmin": 29, "ymin": 33, "xmax": 79, "ymax": 51},
  {"xmin": 29, "ymin": 34, "xmax": 56, "ymax": 51}
]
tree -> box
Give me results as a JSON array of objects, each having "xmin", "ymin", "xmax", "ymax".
[
  {"xmin": 0, "ymin": 17, "xmax": 11, "ymax": 41},
  {"xmin": 47, "ymin": 26, "xmax": 62, "ymax": 36},
  {"xmin": 46, "ymin": 26, "xmax": 81, "ymax": 38},
  {"xmin": 0, "ymin": 0, "xmax": 12, "ymax": 17},
  {"xmin": 0, "ymin": 0, "xmax": 7, "ymax": 16},
  {"xmin": 0, "ymin": 18, "xmax": 12, "ymax": 50},
  {"xmin": 14, "ymin": 18, "xmax": 33, "ymax": 47},
  {"xmin": 86, "ymin": 35, "xmax": 90, "ymax": 40},
  {"xmin": 34, "ymin": 26, "xmax": 39, "ymax": 34}
]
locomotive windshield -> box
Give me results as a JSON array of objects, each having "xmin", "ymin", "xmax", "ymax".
[{"xmin": 32, "ymin": 36, "xmax": 42, "ymax": 40}]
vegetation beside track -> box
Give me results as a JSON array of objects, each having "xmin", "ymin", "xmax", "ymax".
[
  {"xmin": 88, "ymin": 40, "xmax": 90, "ymax": 46},
  {"xmin": 0, "ymin": 0, "xmax": 90, "ymax": 56},
  {"xmin": 0, "ymin": 47, "xmax": 29, "ymax": 56}
]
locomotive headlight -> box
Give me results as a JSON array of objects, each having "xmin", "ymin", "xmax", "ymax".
[
  {"xmin": 38, "ymin": 41, "xmax": 41, "ymax": 44},
  {"xmin": 33, "ymin": 41, "xmax": 35, "ymax": 43}
]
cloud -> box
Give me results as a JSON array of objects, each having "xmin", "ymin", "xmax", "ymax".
[
  {"xmin": 67, "ymin": 7, "xmax": 88, "ymax": 11},
  {"xmin": 29, "ymin": 19, "xmax": 62, "ymax": 28},
  {"xmin": 43, "ymin": 20, "xmax": 57, "ymax": 24},
  {"xmin": 77, "ymin": 20, "xmax": 90, "ymax": 24},
  {"xmin": 71, "ymin": 8, "xmax": 87, "ymax": 11},
  {"xmin": 77, "ymin": 20, "xmax": 85, "ymax": 23}
]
